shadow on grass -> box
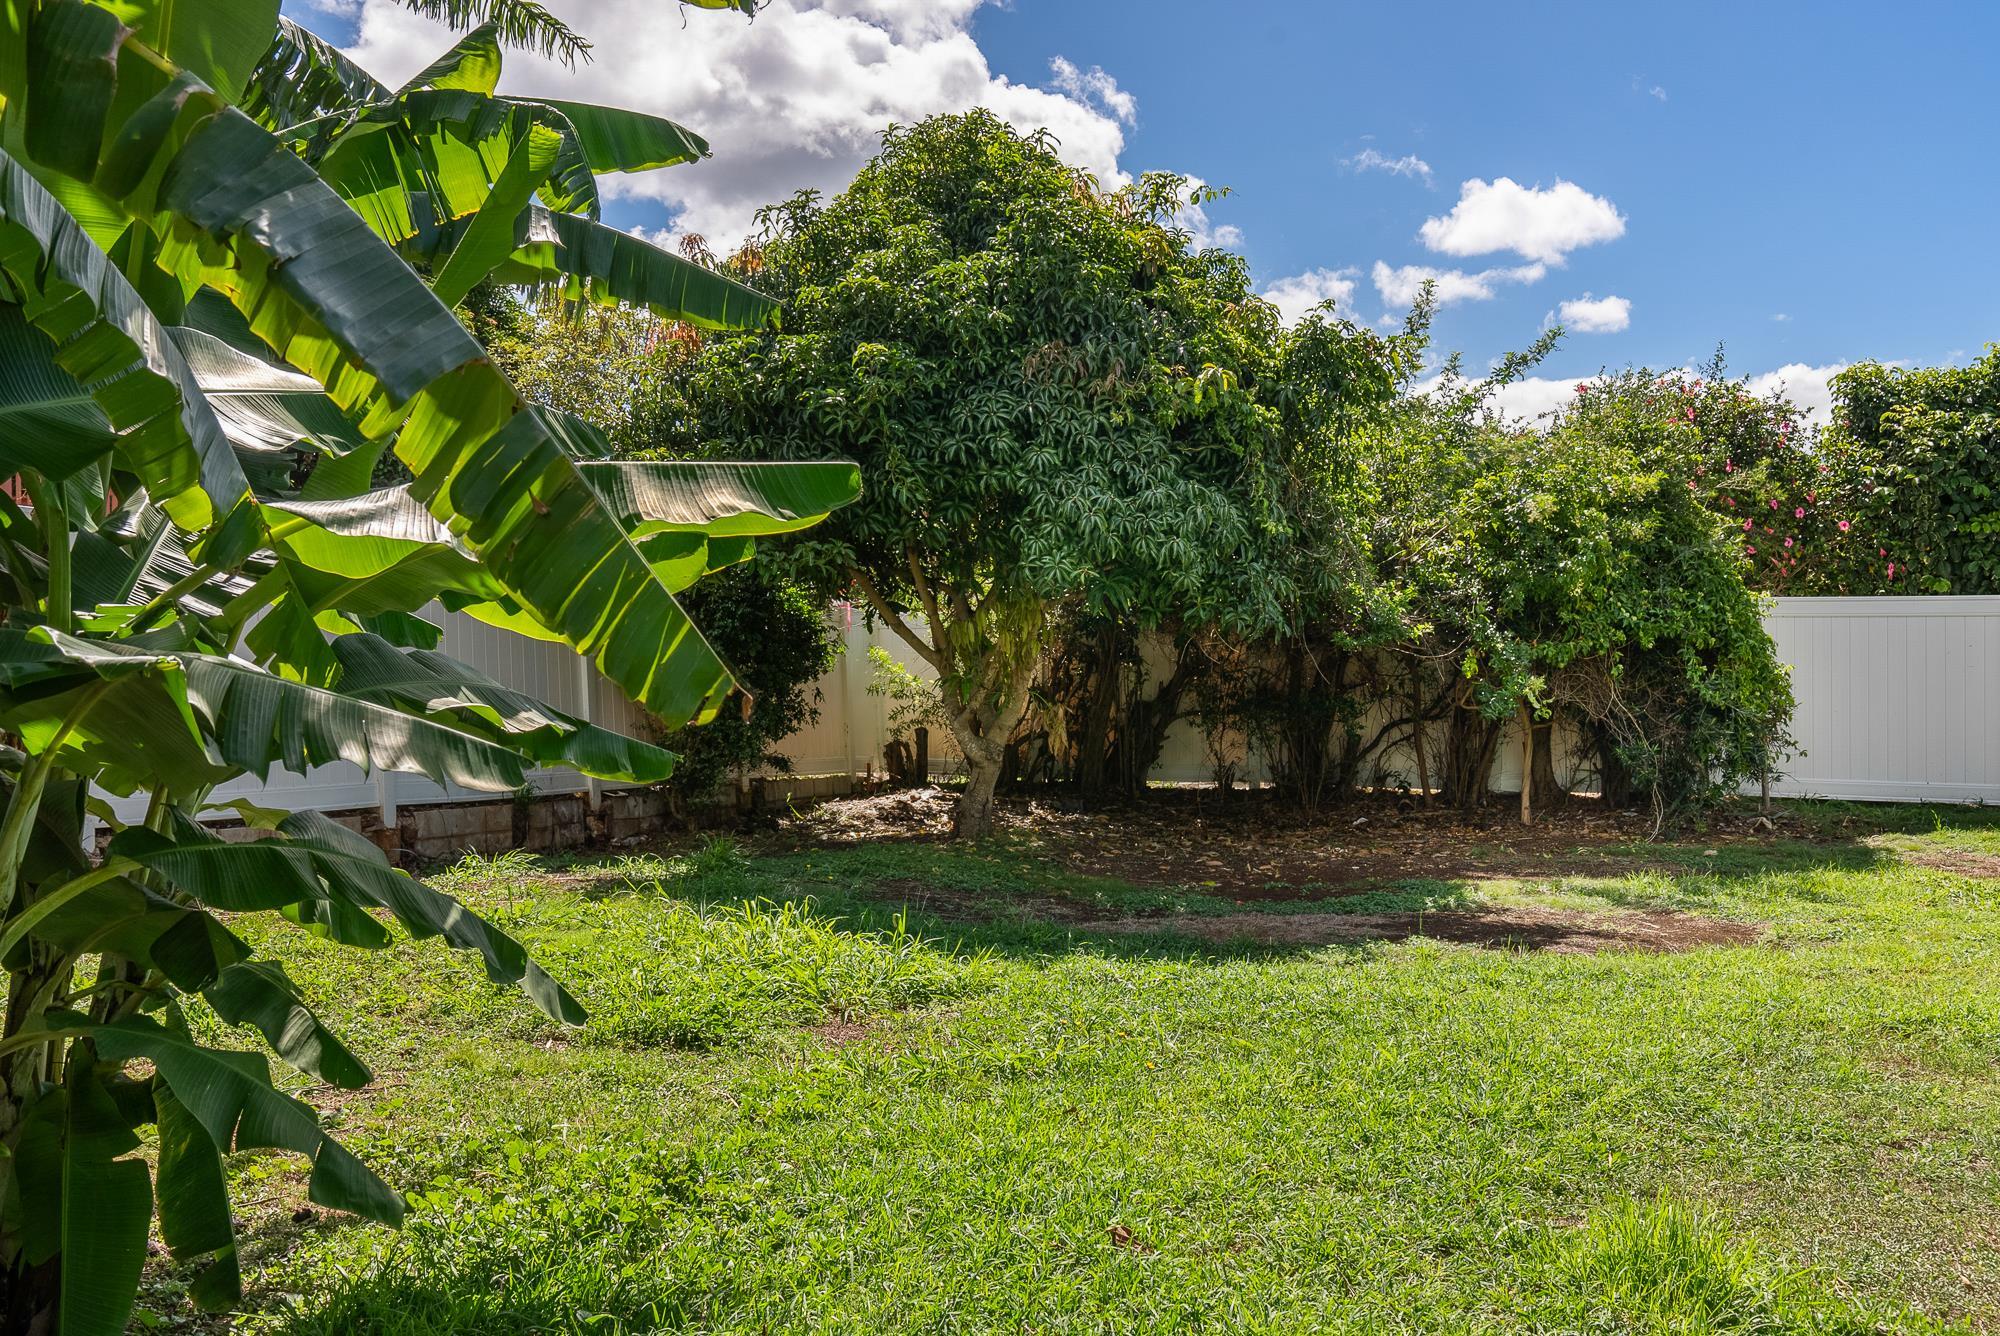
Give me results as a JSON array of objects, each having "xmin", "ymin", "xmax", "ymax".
[{"xmin": 426, "ymin": 790, "xmax": 2000, "ymax": 972}]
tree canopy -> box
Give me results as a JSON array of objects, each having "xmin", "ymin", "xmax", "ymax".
[{"xmin": 663, "ymin": 111, "xmax": 1354, "ymax": 832}]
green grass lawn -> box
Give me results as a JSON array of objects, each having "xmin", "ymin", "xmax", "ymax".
[{"xmin": 162, "ymin": 802, "xmax": 2000, "ymax": 1334}]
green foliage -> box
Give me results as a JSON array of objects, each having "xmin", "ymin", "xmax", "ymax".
[
  {"xmin": 480, "ymin": 303, "xmax": 845, "ymax": 806},
  {"xmin": 482, "ymin": 300, "xmax": 689, "ymax": 448},
  {"xmin": 1591, "ymin": 351, "xmax": 2000, "ymax": 598},
  {"xmin": 658, "ymin": 564, "xmax": 841, "ymax": 804},
  {"xmin": 1567, "ymin": 365, "xmax": 1887, "ymax": 597},
  {"xmin": 866, "ymin": 645, "xmax": 950, "ymax": 745},
  {"xmin": 661, "ymin": 112, "xmax": 1318, "ymax": 832},
  {"xmin": 1199, "ymin": 342, "xmax": 1795, "ymax": 822},
  {"xmin": 700, "ymin": 116, "xmax": 1295, "ymax": 632},
  {"xmin": 1822, "ymin": 349, "xmax": 2000, "ymax": 593},
  {"xmin": 1513, "ymin": 370, "xmax": 1796, "ymax": 814}
]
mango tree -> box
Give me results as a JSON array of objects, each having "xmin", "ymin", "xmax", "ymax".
[{"xmin": 660, "ymin": 113, "xmax": 1298, "ymax": 836}]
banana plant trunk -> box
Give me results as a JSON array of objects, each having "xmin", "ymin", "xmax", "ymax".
[{"xmin": 1, "ymin": 1258, "xmax": 59, "ymax": 1335}]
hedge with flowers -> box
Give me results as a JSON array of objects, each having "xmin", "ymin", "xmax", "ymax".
[
  {"xmin": 1658, "ymin": 347, "xmax": 2000, "ymax": 596},
  {"xmin": 1820, "ymin": 349, "xmax": 2000, "ymax": 595}
]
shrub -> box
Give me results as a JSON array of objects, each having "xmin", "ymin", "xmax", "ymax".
[{"xmin": 657, "ymin": 565, "xmax": 841, "ymax": 807}]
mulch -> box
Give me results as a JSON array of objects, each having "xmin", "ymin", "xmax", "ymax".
[{"xmin": 778, "ymin": 785, "xmax": 1793, "ymax": 898}]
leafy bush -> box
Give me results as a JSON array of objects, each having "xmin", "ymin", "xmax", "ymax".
[
  {"xmin": 1822, "ymin": 349, "xmax": 2000, "ymax": 593},
  {"xmin": 1192, "ymin": 342, "xmax": 1794, "ymax": 823},
  {"xmin": 657, "ymin": 565, "xmax": 842, "ymax": 805}
]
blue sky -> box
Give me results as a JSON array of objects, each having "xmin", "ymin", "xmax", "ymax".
[
  {"xmin": 969, "ymin": 3, "xmax": 1998, "ymax": 395},
  {"xmin": 301, "ymin": 0, "xmax": 2000, "ymax": 418}
]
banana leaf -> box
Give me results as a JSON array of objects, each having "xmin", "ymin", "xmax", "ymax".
[
  {"xmin": 94, "ymin": 1012, "xmax": 405, "ymax": 1224},
  {"xmin": 6, "ymin": 10, "xmax": 747, "ymax": 725},
  {"xmin": 0, "ymin": 626, "xmax": 529, "ymax": 792},
  {"xmin": 0, "ymin": 148, "xmax": 251, "ymax": 533}
]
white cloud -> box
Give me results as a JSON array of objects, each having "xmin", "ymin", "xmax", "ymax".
[
  {"xmin": 1555, "ymin": 293, "xmax": 1631, "ymax": 333},
  {"xmin": 1741, "ymin": 362, "xmax": 1849, "ymax": 424},
  {"xmin": 1772, "ymin": 312, "xmax": 1791, "ymax": 322},
  {"xmin": 1423, "ymin": 362, "xmax": 1854, "ymax": 427},
  {"xmin": 1345, "ymin": 149, "xmax": 1432, "ymax": 184},
  {"xmin": 1261, "ymin": 267, "xmax": 1359, "ymax": 324},
  {"xmin": 1372, "ymin": 259, "xmax": 1546, "ymax": 310},
  {"xmin": 1049, "ymin": 56, "xmax": 1135, "ymax": 126},
  {"xmin": 1418, "ymin": 176, "xmax": 1625, "ymax": 264},
  {"xmin": 1647, "ymin": 84, "xmax": 1667, "ymax": 102},
  {"xmin": 1412, "ymin": 372, "xmax": 1576, "ymax": 424},
  {"xmin": 339, "ymin": 0, "xmax": 1135, "ymax": 248}
]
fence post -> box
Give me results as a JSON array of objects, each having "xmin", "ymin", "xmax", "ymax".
[
  {"xmin": 839, "ymin": 611, "xmax": 856, "ymax": 790},
  {"xmin": 576, "ymin": 655, "xmax": 604, "ymax": 811}
]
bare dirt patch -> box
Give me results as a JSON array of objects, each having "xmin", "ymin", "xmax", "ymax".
[
  {"xmin": 1002, "ymin": 794, "xmax": 1706, "ymax": 897},
  {"xmin": 1090, "ymin": 904, "xmax": 1764, "ymax": 954},
  {"xmin": 790, "ymin": 786, "xmax": 960, "ymax": 843},
  {"xmin": 1892, "ymin": 846, "xmax": 2000, "ymax": 879},
  {"xmin": 811, "ymin": 1016, "xmax": 875, "ymax": 1046}
]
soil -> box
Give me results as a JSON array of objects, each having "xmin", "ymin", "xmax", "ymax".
[
  {"xmin": 778, "ymin": 785, "xmax": 1795, "ymax": 899},
  {"xmin": 1891, "ymin": 846, "xmax": 2000, "ymax": 879},
  {"xmin": 790, "ymin": 786, "xmax": 961, "ymax": 843},
  {"xmin": 1022, "ymin": 800, "xmax": 1677, "ymax": 899},
  {"xmin": 811, "ymin": 1016, "xmax": 875, "ymax": 1046},
  {"xmin": 1089, "ymin": 905, "xmax": 1765, "ymax": 954}
]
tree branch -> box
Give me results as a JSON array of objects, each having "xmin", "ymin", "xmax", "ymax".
[
  {"xmin": 847, "ymin": 566, "xmax": 942, "ymax": 671},
  {"xmin": 905, "ymin": 547, "xmax": 951, "ymax": 673}
]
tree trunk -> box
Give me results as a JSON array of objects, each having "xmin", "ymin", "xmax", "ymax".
[
  {"xmin": 1592, "ymin": 725, "xmax": 1635, "ymax": 807},
  {"xmin": 1531, "ymin": 716, "xmax": 1565, "ymax": 811},
  {"xmin": 1112, "ymin": 641, "xmax": 1200, "ymax": 796},
  {"xmin": 1074, "ymin": 626, "xmax": 1121, "ymax": 798},
  {"xmin": 955, "ymin": 738, "xmax": 1004, "ymax": 839},
  {"xmin": 1441, "ymin": 703, "xmax": 1500, "ymax": 813},
  {"xmin": 947, "ymin": 655, "xmax": 1038, "ymax": 840},
  {"xmin": 1517, "ymin": 701, "xmax": 1534, "ymax": 826},
  {"xmin": 1411, "ymin": 712, "xmax": 1432, "ymax": 806}
]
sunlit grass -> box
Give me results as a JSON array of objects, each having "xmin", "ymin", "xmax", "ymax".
[{"xmin": 177, "ymin": 808, "xmax": 2000, "ymax": 1334}]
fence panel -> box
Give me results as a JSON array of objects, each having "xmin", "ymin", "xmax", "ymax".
[{"xmin": 1761, "ymin": 596, "xmax": 2000, "ymax": 803}]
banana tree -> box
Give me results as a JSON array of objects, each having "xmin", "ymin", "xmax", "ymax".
[
  {"xmin": 0, "ymin": 0, "xmax": 855, "ymax": 1329},
  {"xmin": 241, "ymin": 16, "xmax": 780, "ymax": 327},
  {"xmin": 385, "ymin": 0, "xmax": 761, "ymax": 67}
]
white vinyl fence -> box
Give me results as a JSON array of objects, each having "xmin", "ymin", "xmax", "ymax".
[
  {"xmin": 1761, "ymin": 596, "xmax": 2000, "ymax": 803},
  {"xmin": 106, "ymin": 595, "xmax": 2000, "ymax": 827}
]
